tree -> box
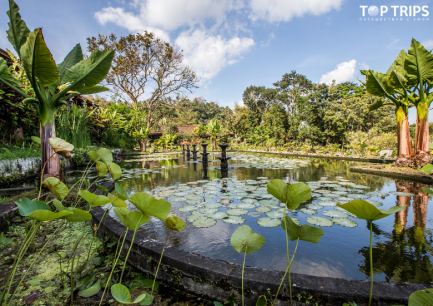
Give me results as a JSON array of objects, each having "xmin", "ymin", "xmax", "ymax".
[
  {"xmin": 405, "ymin": 39, "xmax": 433, "ymax": 164},
  {"xmin": 273, "ymin": 70, "xmax": 313, "ymax": 115},
  {"xmin": 206, "ymin": 119, "xmax": 221, "ymax": 150},
  {"xmin": 362, "ymin": 50, "xmax": 414, "ymax": 163},
  {"xmin": 87, "ymin": 32, "xmax": 199, "ymax": 151},
  {"xmin": 0, "ymin": 0, "xmax": 113, "ymax": 179}
]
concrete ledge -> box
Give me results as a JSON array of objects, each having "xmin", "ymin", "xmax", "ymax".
[
  {"xmin": 91, "ymin": 205, "xmax": 431, "ymax": 305},
  {"xmin": 351, "ymin": 165, "xmax": 433, "ymax": 184},
  {"xmin": 233, "ymin": 150, "xmax": 395, "ymax": 164}
]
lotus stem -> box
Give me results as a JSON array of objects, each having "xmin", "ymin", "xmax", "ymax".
[
  {"xmin": 86, "ymin": 205, "xmax": 112, "ymax": 262},
  {"xmin": 120, "ymin": 216, "xmax": 143, "ymax": 284},
  {"xmin": 242, "ymin": 245, "xmax": 247, "ymax": 306},
  {"xmin": 99, "ymin": 229, "xmax": 129, "ymax": 306},
  {"xmin": 369, "ymin": 222, "xmax": 373, "ymax": 306},
  {"xmin": 273, "ymin": 238, "xmax": 299, "ymax": 306},
  {"xmin": 152, "ymin": 236, "xmax": 168, "ymax": 296}
]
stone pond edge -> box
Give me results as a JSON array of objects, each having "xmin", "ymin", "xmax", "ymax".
[{"xmin": 91, "ymin": 182, "xmax": 431, "ymax": 306}]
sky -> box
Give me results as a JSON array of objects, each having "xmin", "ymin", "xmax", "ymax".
[{"xmin": 1, "ymin": 0, "xmax": 432, "ymax": 124}]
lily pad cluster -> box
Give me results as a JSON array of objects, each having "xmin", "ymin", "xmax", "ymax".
[{"xmin": 139, "ymin": 175, "xmax": 400, "ymax": 229}]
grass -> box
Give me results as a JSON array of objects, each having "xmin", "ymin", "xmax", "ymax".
[{"xmin": 0, "ymin": 146, "xmax": 40, "ymax": 161}]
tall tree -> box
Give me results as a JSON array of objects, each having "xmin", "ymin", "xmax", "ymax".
[
  {"xmin": 273, "ymin": 70, "xmax": 313, "ymax": 115},
  {"xmin": 87, "ymin": 32, "xmax": 199, "ymax": 151}
]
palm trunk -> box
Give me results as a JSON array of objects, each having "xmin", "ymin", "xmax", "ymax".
[
  {"xmin": 414, "ymin": 103, "xmax": 431, "ymax": 166},
  {"xmin": 213, "ymin": 137, "xmax": 217, "ymax": 150},
  {"xmin": 143, "ymin": 134, "xmax": 148, "ymax": 152},
  {"xmin": 396, "ymin": 106, "xmax": 412, "ymax": 158},
  {"xmin": 140, "ymin": 141, "xmax": 145, "ymax": 152},
  {"xmin": 40, "ymin": 117, "xmax": 60, "ymax": 180},
  {"xmin": 415, "ymin": 103, "xmax": 429, "ymax": 153}
]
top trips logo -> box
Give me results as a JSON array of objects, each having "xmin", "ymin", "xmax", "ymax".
[{"xmin": 360, "ymin": 5, "xmax": 429, "ymax": 21}]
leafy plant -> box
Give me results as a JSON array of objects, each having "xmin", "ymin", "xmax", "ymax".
[
  {"xmin": 337, "ymin": 200, "xmax": 406, "ymax": 306},
  {"xmin": 267, "ymin": 179, "xmax": 312, "ymax": 306},
  {"xmin": 0, "ymin": 0, "xmax": 114, "ymax": 179},
  {"xmin": 230, "ymin": 225, "xmax": 265, "ymax": 306}
]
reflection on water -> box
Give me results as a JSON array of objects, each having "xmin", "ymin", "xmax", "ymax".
[
  {"xmin": 358, "ymin": 181, "xmax": 433, "ymax": 282},
  {"xmin": 67, "ymin": 153, "xmax": 433, "ymax": 283}
]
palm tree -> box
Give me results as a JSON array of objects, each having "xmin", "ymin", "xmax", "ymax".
[
  {"xmin": 206, "ymin": 119, "xmax": 221, "ymax": 150},
  {"xmin": 362, "ymin": 50, "xmax": 415, "ymax": 164}
]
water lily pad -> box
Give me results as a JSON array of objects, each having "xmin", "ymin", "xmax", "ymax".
[
  {"xmin": 192, "ymin": 218, "xmax": 217, "ymax": 228},
  {"xmin": 185, "ymin": 199, "xmax": 203, "ymax": 205},
  {"xmin": 347, "ymin": 194, "xmax": 369, "ymax": 199},
  {"xmin": 390, "ymin": 191, "xmax": 414, "ymax": 197},
  {"xmin": 186, "ymin": 215, "xmax": 205, "ymax": 222},
  {"xmin": 170, "ymin": 197, "xmax": 187, "ymax": 202},
  {"xmin": 204, "ymin": 203, "xmax": 222, "ymax": 209},
  {"xmin": 219, "ymin": 199, "xmax": 231, "ymax": 204},
  {"xmin": 237, "ymin": 203, "xmax": 256, "ymax": 209},
  {"xmin": 208, "ymin": 212, "xmax": 229, "ymax": 219},
  {"xmin": 300, "ymin": 208, "xmax": 317, "ymax": 215},
  {"xmin": 367, "ymin": 200, "xmax": 383, "ymax": 207},
  {"xmin": 255, "ymin": 206, "xmax": 271, "ymax": 213},
  {"xmin": 306, "ymin": 204, "xmax": 323, "ymax": 210},
  {"xmin": 332, "ymin": 218, "xmax": 358, "ymax": 227},
  {"xmin": 266, "ymin": 211, "xmax": 284, "ymax": 218},
  {"xmin": 227, "ymin": 209, "xmax": 248, "ymax": 216},
  {"xmin": 200, "ymin": 208, "xmax": 219, "ymax": 215},
  {"xmin": 305, "ymin": 216, "xmax": 333, "ymax": 227},
  {"xmin": 241, "ymin": 198, "xmax": 258, "ymax": 204},
  {"xmin": 178, "ymin": 205, "xmax": 198, "ymax": 212},
  {"xmin": 318, "ymin": 201, "xmax": 337, "ymax": 207},
  {"xmin": 247, "ymin": 212, "xmax": 263, "ymax": 217},
  {"xmin": 322, "ymin": 210, "xmax": 348, "ymax": 218},
  {"xmin": 257, "ymin": 217, "xmax": 281, "ymax": 227},
  {"xmin": 222, "ymin": 216, "xmax": 246, "ymax": 224}
]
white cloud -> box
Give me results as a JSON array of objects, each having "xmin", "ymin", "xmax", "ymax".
[
  {"xmin": 94, "ymin": 7, "xmax": 170, "ymax": 42},
  {"xmin": 249, "ymin": 0, "xmax": 344, "ymax": 22},
  {"xmin": 175, "ymin": 30, "xmax": 254, "ymax": 81},
  {"xmin": 358, "ymin": 62, "xmax": 369, "ymax": 70},
  {"xmin": 95, "ymin": 0, "xmax": 240, "ymax": 33},
  {"xmin": 320, "ymin": 59, "xmax": 357, "ymax": 85},
  {"xmin": 423, "ymin": 40, "xmax": 433, "ymax": 49}
]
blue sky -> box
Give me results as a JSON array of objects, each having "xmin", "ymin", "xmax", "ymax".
[{"xmin": 1, "ymin": 0, "xmax": 432, "ymax": 123}]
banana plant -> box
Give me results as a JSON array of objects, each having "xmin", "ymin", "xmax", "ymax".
[
  {"xmin": 0, "ymin": 0, "xmax": 114, "ymax": 180},
  {"xmin": 133, "ymin": 127, "xmax": 150, "ymax": 152},
  {"xmin": 206, "ymin": 118, "xmax": 221, "ymax": 150},
  {"xmin": 404, "ymin": 39, "xmax": 433, "ymax": 161},
  {"xmin": 362, "ymin": 50, "xmax": 415, "ymax": 159}
]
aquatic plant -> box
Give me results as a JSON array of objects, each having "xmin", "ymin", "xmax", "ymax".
[
  {"xmin": 267, "ymin": 179, "xmax": 312, "ymax": 305},
  {"xmin": 337, "ymin": 200, "xmax": 406, "ymax": 306},
  {"xmin": 230, "ymin": 225, "xmax": 265, "ymax": 306}
]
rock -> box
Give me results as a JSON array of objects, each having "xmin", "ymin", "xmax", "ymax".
[{"xmin": 379, "ymin": 149, "xmax": 393, "ymax": 159}]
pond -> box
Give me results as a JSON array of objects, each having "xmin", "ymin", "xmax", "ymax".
[{"xmin": 69, "ymin": 152, "xmax": 433, "ymax": 283}]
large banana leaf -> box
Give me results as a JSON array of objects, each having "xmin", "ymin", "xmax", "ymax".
[
  {"xmin": 6, "ymin": 0, "xmax": 30, "ymax": 58},
  {"xmin": 405, "ymin": 38, "xmax": 433, "ymax": 87},
  {"xmin": 0, "ymin": 58, "xmax": 20, "ymax": 86},
  {"xmin": 20, "ymin": 28, "xmax": 59, "ymax": 87},
  {"xmin": 388, "ymin": 70, "xmax": 408, "ymax": 92},
  {"xmin": 368, "ymin": 100, "xmax": 385, "ymax": 112},
  {"xmin": 63, "ymin": 50, "xmax": 114, "ymax": 91},
  {"xmin": 58, "ymin": 43, "xmax": 83, "ymax": 84},
  {"xmin": 365, "ymin": 70, "xmax": 396, "ymax": 99}
]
